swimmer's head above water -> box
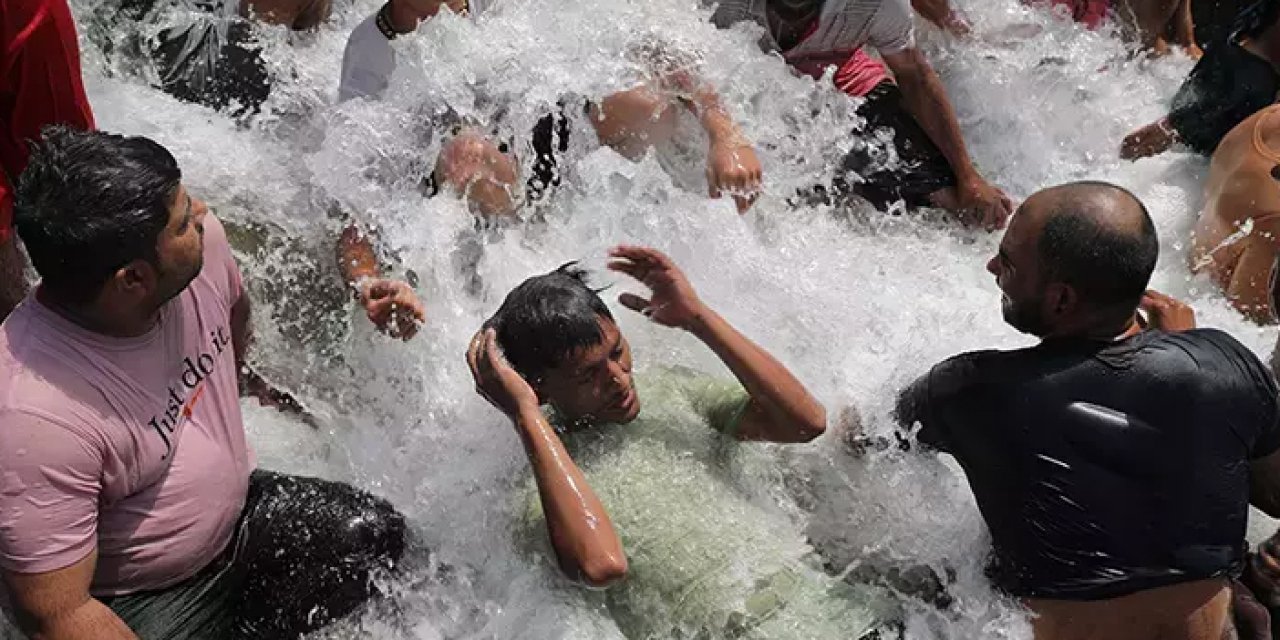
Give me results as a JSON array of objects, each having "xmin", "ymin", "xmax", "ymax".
[
  {"xmin": 488, "ymin": 263, "xmax": 640, "ymax": 425},
  {"xmin": 987, "ymin": 181, "xmax": 1158, "ymax": 339}
]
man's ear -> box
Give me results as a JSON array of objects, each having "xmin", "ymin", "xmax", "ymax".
[
  {"xmin": 115, "ymin": 259, "xmax": 157, "ymax": 298},
  {"xmin": 1044, "ymin": 281, "xmax": 1079, "ymax": 319}
]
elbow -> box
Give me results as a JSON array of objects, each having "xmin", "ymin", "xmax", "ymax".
[
  {"xmin": 577, "ymin": 554, "xmax": 628, "ymax": 588},
  {"xmin": 792, "ymin": 406, "xmax": 827, "ymax": 443}
]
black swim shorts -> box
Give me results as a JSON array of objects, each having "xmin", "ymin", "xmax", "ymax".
[{"xmin": 838, "ymin": 80, "xmax": 958, "ymax": 211}]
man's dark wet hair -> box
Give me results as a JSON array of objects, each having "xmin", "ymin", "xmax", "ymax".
[
  {"xmin": 1037, "ymin": 181, "xmax": 1158, "ymax": 313},
  {"xmin": 488, "ymin": 262, "xmax": 614, "ymax": 383},
  {"xmin": 14, "ymin": 126, "xmax": 181, "ymax": 305}
]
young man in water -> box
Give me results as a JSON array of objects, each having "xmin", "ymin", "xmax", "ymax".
[
  {"xmin": 896, "ymin": 181, "xmax": 1280, "ymax": 640},
  {"xmin": 1189, "ymin": 104, "xmax": 1280, "ymax": 324},
  {"xmin": 0, "ymin": 127, "xmax": 406, "ymax": 639},
  {"xmin": 0, "ymin": 0, "xmax": 97, "ymax": 320},
  {"xmin": 661, "ymin": 0, "xmax": 1013, "ymax": 228},
  {"xmin": 466, "ymin": 248, "xmax": 897, "ymax": 638},
  {"xmin": 1121, "ymin": 0, "xmax": 1280, "ymax": 160}
]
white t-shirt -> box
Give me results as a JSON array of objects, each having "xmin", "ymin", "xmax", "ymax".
[{"xmin": 338, "ymin": 0, "xmax": 493, "ymax": 102}]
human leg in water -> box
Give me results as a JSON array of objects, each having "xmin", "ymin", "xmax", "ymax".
[{"xmin": 104, "ymin": 470, "xmax": 407, "ymax": 639}]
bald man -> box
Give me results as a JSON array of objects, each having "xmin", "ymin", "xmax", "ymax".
[
  {"xmin": 894, "ymin": 181, "xmax": 1280, "ymax": 640},
  {"xmin": 1191, "ymin": 105, "xmax": 1280, "ymax": 324}
]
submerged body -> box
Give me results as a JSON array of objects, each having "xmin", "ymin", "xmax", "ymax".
[
  {"xmin": 1191, "ymin": 104, "xmax": 1280, "ymax": 324},
  {"xmin": 521, "ymin": 368, "xmax": 893, "ymax": 639}
]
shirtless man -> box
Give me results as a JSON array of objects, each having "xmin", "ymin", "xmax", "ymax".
[{"xmin": 1190, "ymin": 104, "xmax": 1280, "ymax": 324}]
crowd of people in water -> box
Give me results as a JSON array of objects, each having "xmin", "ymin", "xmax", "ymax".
[{"xmin": 8, "ymin": 0, "xmax": 1280, "ymax": 637}]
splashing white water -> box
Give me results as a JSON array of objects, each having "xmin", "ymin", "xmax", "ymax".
[{"xmin": 29, "ymin": 0, "xmax": 1280, "ymax": 637}]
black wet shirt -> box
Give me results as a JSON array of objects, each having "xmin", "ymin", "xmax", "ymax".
[
  {"xmin": 897, "ymin": 329, "xmax": 1280, "ymax": 600},
  {"xmin": 1168, "ymin": 41, "xmax": 1280, "ymax": 156}
]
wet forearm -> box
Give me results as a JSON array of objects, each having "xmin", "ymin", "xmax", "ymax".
[
  {"xmin": 20, "ymin": 599, "xmax": 137, "ymax": 640},
  {"xmin": 337, "ymin": 224, "xmax": 381, "ymax": 287},
  {"xmin": 911, "ymin": 0, "xmax": 952, "ymax": 30},
  {"xmin": 687, "ymin": 306, "xmax": 826, "ymax": 442},
  {"xmin": 894, "ymin": 56, "xmax": 978, "ymax": 182},
  {"xmin": 515, "ymin": 409, "xmax": 626, "ymax": 587}
]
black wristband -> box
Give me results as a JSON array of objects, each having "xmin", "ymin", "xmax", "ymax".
[{"xmin": 375, "ymin": 2, "xmax": 399, "ymax": 40}]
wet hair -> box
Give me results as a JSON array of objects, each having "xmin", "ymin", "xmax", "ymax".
[
  {"xmin": 14, "ymin": 126, "xmax": 181, "ymax": 305},
  {"xmin": 1037, "ymin": 181, "xmax": 1158, "ymax": 312},
  {"xmin": 488, "ymin": 262, "xmax": 615, "ymax": 382}
]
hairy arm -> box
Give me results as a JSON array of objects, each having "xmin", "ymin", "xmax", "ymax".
[
  {"xmin": 4, "ymin": 551, "xmax": 137, "ymax": 640},
  {"xmin": 881, "ymin": 48, "xmax": 979, "ymax": 185},
  {"xmin": 516, "ymin": 409, "xmax": 627, "ymax": 587},
  {"xmin": 689, "ymin": 306, "xmax": 826, "ymax": 443}
]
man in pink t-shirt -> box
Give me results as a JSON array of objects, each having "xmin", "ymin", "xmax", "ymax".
[{"xmin": 0, "ymin": 126, "xmax": 405, "ymax": 639}]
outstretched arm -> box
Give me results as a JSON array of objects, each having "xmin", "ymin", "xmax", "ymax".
[
  {"xmin": 336, "ymin": 224, "xmax": 425, "ymax": 340},
  {"xmin": 467, "ymin": 329, "xmax": 627, "ymax": 587},
  {"xmin": 606, "ymin": 245, "xmax": 826, "ymax": 442},
  {"xmin": 882, "ymin": 48, "xmax": 1012, "ymax": 229},
  {"xmin": 590, "ymin": 44, "xmax": 763, "ymax": 213}
]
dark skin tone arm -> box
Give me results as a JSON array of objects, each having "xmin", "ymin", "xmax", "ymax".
[
  {"xmin": 335, "ymin": 224, "xmax": 425, "ymax": 340},
  {"xmin": 230, "ymin": 280, "xmax": 313, "ymax": 420},
  {"xmin": 3, "ymin": 551, "xmax": 138, "ymax": 640},
  {"xmin": 467, "ymin": 329, "xmax": 628, "ymax": 587},
  {"xmin": 881, "ymin": 48, "xmax": 1013, "ymax": 229}
]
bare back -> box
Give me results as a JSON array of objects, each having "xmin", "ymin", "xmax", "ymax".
[
  {"xmin": 1029, "ymin": 579, "xmax": 1232, "ymax": 640},
  {"xmin": 1191, "ymin": 105, "xmax": 1280, "ymax": 323}
]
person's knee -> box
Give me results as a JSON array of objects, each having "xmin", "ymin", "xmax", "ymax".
[{"xmin": 340, "ymin": 493, "xmax": 407, "ymax": 567}]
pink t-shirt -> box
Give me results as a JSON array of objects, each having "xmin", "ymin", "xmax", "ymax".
[{"xmin": 0, "ymin": 214, "xmax": 253, "ymax": 597}]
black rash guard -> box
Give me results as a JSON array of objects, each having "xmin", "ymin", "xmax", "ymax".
[{"xmin": 897, "ymin": 329, "xmax": 1280, "ymax": 601}]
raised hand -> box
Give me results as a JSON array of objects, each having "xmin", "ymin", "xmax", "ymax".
[
  {"xmin": 466, "ymin": 327, "xmax": 540, "ymax": 418},
  {"xmin": 606, "ymin": 245, "xmax": 706, "ymax": 330},
  {"xmin": 1138, "ymin": 289, "xmax": 1196, "ymax": 332}
]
